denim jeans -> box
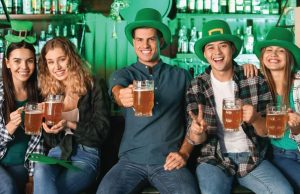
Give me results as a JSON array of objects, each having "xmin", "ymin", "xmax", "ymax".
[
  {"xmin": 196, "ymin": 159, "xmax": 293, "ymax": 194},
  {"xmin": 0, "ymin": 164, "xmax": 28, "ymax": 194},
  {"xmin": 96, "ymin": 158, "xmax": 199, "ymax": 194},
  {"xmin": 272, "ymin": 146, "xmax": 300, "ymax": 193},
  {"xmin": 33, "ymin": 144, "xmax": 100, "ymax": 194}
]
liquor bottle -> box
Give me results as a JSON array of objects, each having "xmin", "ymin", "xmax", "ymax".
[
  {"xmin": 235, "ymin": 0, "xmax": 244, "ymax": 14},
  {"xmin": 189, "ymin": 27, "xmax": 197, "ymax": 53},
  {"xmin": 42, "ymin": 0, "xmax": 51, "ymax": 14},
  {"xmin": 188, "ymin": 0, "xmax": 196, "ymax": 13},
  {"xmin": 63, "ymin": 25, "xmax": 68, "ymax": 37},
  {"xmin": 211, "ymin": 0, "xmax": 219, "ymax": 13},
  {"xmin": 70, "ymin": 24, "xmax": 78, "ymax": 48},
  {"xmin": 220, "ymin": 0, "xmax": 227, "ymax": 13},
  {"xmin": 244, "ymin": 0, "xmax": 252, "ymax": 13},
  {"xmin": 71, "ymin": 0, "xmax": 79, "ymax": 14},
  {"xmin": 46, "ymin": 24, "xmax": 54, "ymax": 41},
  {"xmin": 244, "ymin": 21, "xmax": 254, "ymax": 54},
  {"xmin": 51, "ymin": 0, "xmax": 58, "ymax": 14},
  {"xmin": 4, "ymin": 0, "xmax": 12, "ymax": 13},
  {"xmin": 178, "ymin": 26, "xmax": 188, "ymax": 53},
  {"xmin": 59, "ymin": 0, "xmax": 67, "ymax": 14},
  {"xmin": 38, "ymin": 31, "xmax": 46, "ymax": 53},
  {"xmin": 176, "ymin": 0, "xmax": 187, "ymax": 13},
  {"xmin": 204, "ymin": 0, "xmax": 211, "ymax": 13},
  {"xmin": 228, "ymin": 0, "xmax": 236, "ymax": 13},
  {"xmin": 55, "ymin": 26, "xmax": 60, "ymax": 37},
  {"xmin": 252, "ymin": 0, "xmax": 261, "ymax": 14},
  {"xmin": 270, "ymin": 0, "xmax": 279, "ymax": 14},
  {"xmin": 23, "ymin": 0, "xmax": 33, "ymax": 14},
  {"xmin": 12, "ymin": 0, "xmax": 22, "ymax": 14},
  {"xmin": 32, "ymin": 0, "xmax": 42, "ymax": 14},
  {"xmin": 261, "ymin": 0, "xmax": 270, "ymax": 14},
  {"xmin": 235, "ymin": 27, "xmax": 244, "ymax": 54},
  {"xmin": 196, "ymin": 0, "xmax": 203, "ymax": 13},
  {"xmin": 285, "ymin": 0, "xmax": 296, "ymax": 26}
]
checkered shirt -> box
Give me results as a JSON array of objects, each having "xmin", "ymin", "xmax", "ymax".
[
  {"xmin": 186, "ymin": 63, "xmax": 272, "ymax": 177},
  {"xmin": 0, "ymin": 81, "xmax": 45, "ymax": 176}
]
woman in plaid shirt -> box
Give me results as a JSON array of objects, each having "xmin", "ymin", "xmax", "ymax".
[
  {"xmin": 186, "ymin": 20, "xmax": 293, "ymax": 194},
  {"xmin": 0, "ymin": 21, "xmax": 44, "ymax": 194}
]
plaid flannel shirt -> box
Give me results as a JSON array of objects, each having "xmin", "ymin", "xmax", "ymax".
[
  {"xmin": 186, "ymin": 62, "xmax": 272, "ymax": 177},
  {"xmin": 0, "ymin": 81, "xmax": 45, "ymax": 176}
]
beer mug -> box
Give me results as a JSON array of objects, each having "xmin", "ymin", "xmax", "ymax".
[
  {"xmin": 44, "ymin": 94, "xmax": 64, "ymax": 126},
  {"xmin": 24, "ymin": 102, "xmax": 43, "ymax": 135},
  {"xmin": 133, "ymin": 80, "xmax": 154, "ymax": 117},
  {"xmin": 266, "ymin": 103, "xmax": 288, "ymax": 138},
  {"xmin": 222, "ymin": 98, "xmax": 242, "ymax": 132}
]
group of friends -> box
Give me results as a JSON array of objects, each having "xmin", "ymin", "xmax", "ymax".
[{"xmin": 0, "ymin": 7, "xmax": 300, "ymax": 194}]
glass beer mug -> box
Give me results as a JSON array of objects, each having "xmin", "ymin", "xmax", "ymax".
[
  {"xmin": 222, "ymin": 98, "xmax": 243, "ymax": 132},
  {"xmin": 266, "ymin": 103, "xmax": 288, "ymax": 138},
  {"xmin": 24, "ymin": 102, "xmax": 43, "ymax": 135},
  {"xmin": 133, "ymin": 80, "xmax": 154, "ymax": 117},
  {"xmin": 44, "ymin": 94, "xmax": 64, "ymax": 126}
]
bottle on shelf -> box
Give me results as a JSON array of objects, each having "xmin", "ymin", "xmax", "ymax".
[
  {"xmin": 203, "ymin": 0, "xmax": 211, "ymax": 13},
  {"xmin": 178, "ymin": 26, "xmax": 188, "ymax": 53},
  {"xmin": 0, "ymin": 33, "xmax": 4, "ymax": 68},
  {"xmin": 12, "ymin": 0, "xmax": 22, "ymax": 14},
  {"xmin": 211, "ymin": 0, "xmax": 219, "ymax": 13},
  {"xmin": 38, "ymin": 30, "xmax": 46, "ymax": 53},
  {"xmin": 42, "ymin": 0, "xmax": 51, "ymax": 14},
  {"xmin": 51, "ymin": 0, "xmax": 58, "ymax": 14},
  {"xmin": 235, "ymin": 0, "xmax": 244, "ymax": 14},
  {"xmin": 4, "ymin": 0, "xmax": 12, "ymax": 13},
  {"xmin": 244, "ymin": 0, "xmax": 252, "ymax": 13},
  {"xmin": 228, "ymin": 0, "xmax": 236, "ymax": 13},
  {"xmin": 55, "ymin": 26, "xmax": 60, "ymax": 37},
  {"xmin": 220, "ymin": 0, "xmax": 227, "ymax": 14},
  {"xmin": 269, "ymin": 0, "xmax": 279, "ymax": 14},
  {"xmin": 235, "ymin": 26, "xmax": 244, "ymax": 54},
  {"xmin": 189, "ymin": 26, "xmax": 197, "ymax": 53},
  {"xmin": 23, "ymin": 0, "xmax": 33, "ymax": 14},
  {"xmin": 188, "ymin": 0, "xmax": 196, "ymax": 13},
  {"xmin": 59, "ymin": 0, "xmax": 67, "ymax": 14},
  {"xmin": 196, "ymin": 0, "xmax": 203, "ymax": 13},
  {"xmin": 261, "ymin": 0, "xmax": 270, "ymax": 15},
  {"xmin": 70, "ymin": 24, "xmax": 78, "ymax": 48},
  {"xmin": 32, "ymin": 0, "xmax": 42, "ymax": 14},
  {"xmin": 46, "ymin": 24, "xmax": 54, "ymax": 41},
  {"xmin": 176, "ymin": 0, "xmax": 187, "ymax": 13},
  {"xmin": 252, "ymin": 0, "xmax": 261, "ymax": 14},
  {"xmin": 244, "ymin": 20, "xmax": 254, "ymax": 54}
]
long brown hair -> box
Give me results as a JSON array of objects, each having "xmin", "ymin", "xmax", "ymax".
[
  {"xmin": 260, "ymin": 47, "xmax": 294, "ymax": 105},
  {"xmin": 2, "ymin": 41, "xmax": 39, "ymax": 123},
  {"xmin": 38, "ymin": 37, "xmax": 93, "ymax": 98}
]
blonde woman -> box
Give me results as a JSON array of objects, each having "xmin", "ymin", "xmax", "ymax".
[{"xmin": 33, "ymin": 37, "xmax": 110, "ymax": 194}]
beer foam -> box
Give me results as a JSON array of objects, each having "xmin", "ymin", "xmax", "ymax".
[
  {"xmin": 26, "ymin": 110, "xmax": 43, "ymax": 114},
  {"xmin": 45, "ymin": 101, "xmax": 63, "ymax": 104},
  {"xmin": 133, "ymin": 88, "xmax": 153, "ymax": 91}
]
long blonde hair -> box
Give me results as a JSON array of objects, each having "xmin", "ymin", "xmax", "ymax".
[
  {"xmin": 38, "ymin": 37, "xmax": 93, "ymax": 98},
  {"xmin": 260, "ymin": 47, "xmax": 294, "ymax": 105}
]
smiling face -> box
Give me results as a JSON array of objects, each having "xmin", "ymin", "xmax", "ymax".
[
  {"xmin": 203, "ymin": 41, "xmax": 235, "ymax": 73},
  {"xmin": 132, "ymin": 28, "xmax": 163, "ymax": 67},
  {"xmin": 262, "ymin": 46, "xmax": 287, "ymax": 72},
  {"xmin": 6, "ymin": 47, "xmax": 35, "ymax": 85},
  {"xmin": 45, "ymin": 47, "xmax": 69, "ymax": 82}
]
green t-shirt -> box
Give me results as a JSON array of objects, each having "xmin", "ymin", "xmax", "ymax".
[
  {"xmin": 271, "ymin": 94, "xmax": 298, "ymax": 150},
  {"xmin": 0, "ymin": 100, "xmax": 31, "ymax": 166}
]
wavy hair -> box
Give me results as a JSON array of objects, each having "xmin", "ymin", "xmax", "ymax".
[
  {"xmin": 38, "ymin": 37, "xmax": 93, "ymax": 98},
  {"xmin": 2, "ymin": 41, "xmax": 39, "ymax": 123},
  {"xmin": 260, "ymin": 48, "xmax": 294, "ymax": 106}
]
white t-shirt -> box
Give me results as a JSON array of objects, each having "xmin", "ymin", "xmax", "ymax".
[{"xmin": 210, "ymin": 71, "xmax": 249, "ymax": 153}]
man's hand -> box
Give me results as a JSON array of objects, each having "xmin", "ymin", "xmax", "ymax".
[
  {"xmin": 288, "ymin": 111, "xmax": 300, "ymax": 135},
  {"xmin": 164, "ymin": 151, "xmax": 188, "ymax": 171},
  {"xmin": 112, "ymin": 85, "xmax": 134, "ymax": 107},
  {"xmin": 189, "ymin": 105, "xmax": 207, "ymax": 135},
  {"xmin": 243, "ymin": 63, "xmax": 258, "ymax": 78},
  {"xmin": 242, "ymin": 104, "xmax": 259, "ymax": 124}
]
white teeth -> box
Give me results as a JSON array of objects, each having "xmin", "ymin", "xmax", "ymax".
[
  {"xmin": 141, "ymin": 50, "xmax": 150, "ymax": 54},
  {"xmin": 214, "ymin": 57, "xmax": 223, "ymax": 61},
  {"xmin": 18, "ymin": 71, "xmax": 29, "ymax": 76},
  {"xmin": 269, "ymin": 59, "xmax": 279, "ymax": 63}
]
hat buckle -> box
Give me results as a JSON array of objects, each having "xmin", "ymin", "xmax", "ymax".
[{"xmin": 208, "ymin": 28, "xmax": 224, "ymax": 36}]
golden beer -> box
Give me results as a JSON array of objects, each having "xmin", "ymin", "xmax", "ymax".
[
  {"xmin": 133, "ymin": 80, "xmax": 154, "ymax": 117},
  {"xmin": 222, "ymin": 108, "xmax": 242, "ymax": 131},
  {"xmin": 24, "ymin": 102, "xmax": 43, "ymax": 135},
  {"xmin": 266, "ymin": 113, "xmax": 287, "ymax": 138},
  {"xmin": 133, "ymin": 89, "xmax": 154, "ymax": 116},
  {"xmin": 45, "ymin": 102, "xmax": 64, "ymax": 126},
  {"xmin": 266, "ymin": 103, "xmax": 287, "ymax": 138},
  {"xmin": 222, "ymin": 98, "xmax": 242, "ymax": 132}
]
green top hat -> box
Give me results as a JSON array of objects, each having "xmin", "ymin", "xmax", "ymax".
[
  {"xmin": 125, "ymin": 8, "xmax": 171, "ymax": 50},
  {"xmin": 5, "ymin": 20, "xmax": 36, "ymax": 44},
  {"xmin": 254, "ymin": 27, "xmax": 300, "ymax": 71},
  {"xmin": 194, "ymin": 20, "xmax": 242, "ymax": 63}
]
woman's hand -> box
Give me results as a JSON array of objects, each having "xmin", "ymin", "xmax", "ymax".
[
  {"xmin": 6, "ymin": 107, "xmax": 24, "ymax": 135},
  {"xmin": 288, "ymin": 112, "xmax": 300, "ymax": 135},
  {"xmin": 42, "ymin": 120, "xmax": 67, "ymax": 134}
]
